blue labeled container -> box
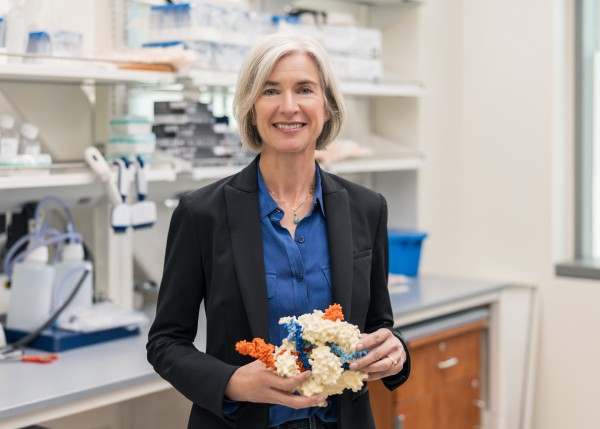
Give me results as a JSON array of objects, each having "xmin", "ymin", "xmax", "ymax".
[{"xmin": 388, "ymin": 230, "xmax": 428, "ymax": 276}]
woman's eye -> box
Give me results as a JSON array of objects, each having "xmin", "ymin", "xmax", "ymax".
[
  {"xmin": 263, "ymin": 88, "xmax": 278, "ymax": 96},
  {"xmin": 299, "ymin": 87, "xmax": 314, "ymax": 94}
]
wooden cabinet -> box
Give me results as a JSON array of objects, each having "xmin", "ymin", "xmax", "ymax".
[{"xmin": 370, "ymin": 320, "xmax": 486, "ymax": 429}]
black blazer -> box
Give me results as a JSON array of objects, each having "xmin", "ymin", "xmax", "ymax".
[{"xmin": 147, "ymin": 157, "xmax": 411, "ymax": 429}]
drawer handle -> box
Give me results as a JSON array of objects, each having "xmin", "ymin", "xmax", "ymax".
[
  {"xmin": 437, "ymin": 357, "xmax": 458, "ymax": 369},
  {"xmin": 394, "ymin": 414, "xmax": 405, "ymax": 429}
]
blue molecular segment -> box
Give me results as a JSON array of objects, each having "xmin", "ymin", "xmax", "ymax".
[
  {"xmin": 283, "ymin": 319, "xmax": 312, "ymax": 370},
  {"xmin": 329, "ymin": 343, "xmax": 368, "ymax": 369}
]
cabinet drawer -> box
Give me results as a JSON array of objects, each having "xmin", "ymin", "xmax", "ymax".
[{"xmin": 395, "ymin": 321, "xmax": 485, "ymax": 402}]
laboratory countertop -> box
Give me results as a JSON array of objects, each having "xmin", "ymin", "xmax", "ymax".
[{"xmin": 0, "ymin": 275, "xmax": 508, "ymax": 425}]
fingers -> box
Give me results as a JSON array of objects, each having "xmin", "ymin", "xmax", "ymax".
[
  {"xmin": 224, "ymin": 360, "xmax": 326, "ymax": 408},
  {"xmin": 270, "ymin": 390, "xmax": 327, "ymax": 409},
  {"xmin": 349, "ymin": 329, "xmax": 406, "ymax": 379},
  {"xmin": 272, "ymin": 369, "xmax": 312, "ymax": 393}
]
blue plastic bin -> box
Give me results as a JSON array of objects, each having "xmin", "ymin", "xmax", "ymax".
[{"xmin": 388, "ymin": 230, "xmax": 428, "ymax": 276}]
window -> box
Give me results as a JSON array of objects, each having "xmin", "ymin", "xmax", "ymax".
[{"xmin": 557, "ymin": 0, "xmax": 600, "ymax": 277}]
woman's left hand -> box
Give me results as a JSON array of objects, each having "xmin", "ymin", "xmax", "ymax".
[{"xmin": 348, "ymin": 328, "xmax": 407, "ymax": 381}]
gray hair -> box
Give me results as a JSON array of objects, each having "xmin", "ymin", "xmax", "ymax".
[{"xmin": 233, "ymin": 32, "xmax": 346, "ymax": 152}]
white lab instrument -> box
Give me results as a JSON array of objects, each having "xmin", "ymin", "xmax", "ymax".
[
  {"xmin": 84, "ymin": 146, "xmax": 122, "ymax": 205},
  {"xmin": 53, "ymin": 242, "xmax": 93, "ymax": 324},
  {"xmin": 131, "ymin": 156, "xmax": 156, "ymax": 229},
  {"xmin": 3, "ymin": 196, "xmax": 87, "ymax": 333},
  {"xmin": 20, "ymin": 122, "xmax": 40, "ymax": 156},
  {"xmin": 84, "ymin": 147, "xmax": 131, "ymax": 233},
  {"xmin": 112, "ymin": 158, "xmax": 132, "ymax": 233},
  {"xmin": 6, "ymin": 245, "xmax": 55, "ymax": 331},
  {"xmin": 0, "ymin": 114, "xmax": 19, "ymax": 157},
  {"xmin": 0, "ymin": 322, "xmax": 6, "ymax": 348},
  {"xmin": 56, "ymin": 301, "xmax": 149, "ymax": 333}
]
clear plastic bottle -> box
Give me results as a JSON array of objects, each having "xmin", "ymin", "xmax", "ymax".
[
  {"xmin": 6, "ymin": 245, "xmax": 55, "ymax": 332},
  {"xmin": 0, "ymin": 114, "xmax": 19, "ymax": 158},
  {"xmin": 20, "ymin": 122, "xmax": 40, "ymax": 156},
  {"xmin": 53, "ymin": 242, "xmax": 93, "ymax": 324}
]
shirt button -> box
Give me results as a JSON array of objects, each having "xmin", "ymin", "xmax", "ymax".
[
  {"xmin": 297, "ymin": 236, "xmax": 305, "ymax": 243},
  {"xmin": 296, "ymin": 274, "xmax": 304, "ymax": 282}
]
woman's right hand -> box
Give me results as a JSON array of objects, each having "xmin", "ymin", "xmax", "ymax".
[{"xmin": 224, "ymin": 360, "xmax": 326, "ymax": 408}]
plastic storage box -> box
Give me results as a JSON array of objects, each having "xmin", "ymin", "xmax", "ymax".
[{"xmin": 388, "ymin": 230, "xmax": 428, "ymax": 276}]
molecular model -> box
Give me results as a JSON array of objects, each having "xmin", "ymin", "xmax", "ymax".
[{"xmin": 235, "ymin": 304, "xmax": 369, "ymax": 398}]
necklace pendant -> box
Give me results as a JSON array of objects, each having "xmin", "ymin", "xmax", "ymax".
[{"xmin": 293, "ymin": 215, "xmax": 300, "ymax": 224}]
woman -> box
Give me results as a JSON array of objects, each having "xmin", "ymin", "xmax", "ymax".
[{"xmin": 147, "ymin": 32, "xmax": 410, "ymax": 429}]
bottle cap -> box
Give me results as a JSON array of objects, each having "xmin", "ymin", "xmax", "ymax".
[
  {"xmin": 20, "ymin": 123, "xmax": 39, "ymax": 140},
  {"xmin": 0, "ymin": 114, "xmax": 15, "ymax": 131},
  {"xmin": 25, "ymin": 245, "xmax": 49, "ymax": 263},
  {"xmin": 61, "ymin": 242, "xmax": 84, "ymax": 261}
]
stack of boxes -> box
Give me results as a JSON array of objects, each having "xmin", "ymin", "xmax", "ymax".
[
  {"xmin": 138, "ymin": 2, "xmax": 273, "ymax": 73},
  {"xmin": 152, "ymin": 100, "xmax": 243, "ymax": 165},
  {"xmin": 321, "ymin": 26, "xmax": 383, "ymax": 83},
  {"xmin": 106, "ymin": 117, "xmax": 156, "ymax": 161}
]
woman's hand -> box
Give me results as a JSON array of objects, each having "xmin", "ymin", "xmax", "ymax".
[
  {"xmin": 225, "ymin": 360, "xmax": 326, "ymax": 408},
  {"xmin": 349, "ymin": 328, "xmax": 407, "ymax": 381}
]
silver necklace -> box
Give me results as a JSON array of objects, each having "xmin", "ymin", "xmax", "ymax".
[{"xmin": 267, "ymin": 187, "xmax": 315, "ymax": 224}]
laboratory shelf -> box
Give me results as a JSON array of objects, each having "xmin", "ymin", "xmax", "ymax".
[
  {"xmin": 0, "ymin": 162, "xmax": 177, "ymax": 190},
  {"xmin": 0, "ymin": 63, "xmax": 176, "ymax": 85},
  {"xmin": 340, "ymin": 80, "xmax": 424, "ymax": 98},
  {"xmin": 148, "ymin": 28, "xmax": 254, "ymax": 47},
  {"xmin": 322, "ymin": 154, "xmax": 424, "ymax": 174},
  {"xmin": 186, "ymin": 150, "xmax": 423, "ymax": 182},
  {"xmin": 0, "ymin": 164, "xmax": 95, "ymax": 189},
  {"xmin": 187, "ymin": 163, "xmax": 246, "ymax": 181},
  {"xmin": 178, "ymin": 68, "xmax": 238, "ymax": 88},
  {"xmin": 311, "ymin": 0, "xmax": 421, "ymax": 5},
  {"xmin": 178, "ymin": 69, "xmax": 424, "ymax": 98},
  {"xmin": 319, "ymin": 134, "xmax": 424, "ymax": 174}
]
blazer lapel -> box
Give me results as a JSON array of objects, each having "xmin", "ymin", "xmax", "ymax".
[
  {"xmin": 321, "ymin": 170, "xmax": 354, "ymax": 320},
  {"xmin": 225, "ymin": 158, "xmax": 269, "ymax": 340}
]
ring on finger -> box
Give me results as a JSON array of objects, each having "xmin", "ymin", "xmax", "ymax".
[{"xmin": 385, "ymin": 355, "xmax": 398, "ymax": 367}]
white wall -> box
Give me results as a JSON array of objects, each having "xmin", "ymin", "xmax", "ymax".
[{"xmin": 390, "ymin": 0, "xmax": 600, "ymax": 427}]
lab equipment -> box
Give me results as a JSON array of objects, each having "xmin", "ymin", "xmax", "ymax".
[
  {"xmin": 55, "ymin": 301, "xmax": 148, "ymax": 333},
  {"xmin": 388, "ymin": 230, "xmax": 428, "ymax": 277},
  {"xmin": 131, "ymin": 156, "xmax": 156, "ymax": 230},
  {"xmin": 0, "ymin": 114, "xmax": 18, "ymax": 158},
  {"xmin": 0, "ymin": 17, "xmax": 5, "ymax": 48},
  {"xmin": 21, "ymin": 353, "xmax": 58, "ymax": 363},
  {"xmin": 0, "ymin": 351, "xmax": 58, "ymax": 364},
  {"xmin": 110, "ymin": 117, "xmax": 153, "ymax": 135},
  {"xmin": 20, "ymin": 123, "xmax": 41, "ymax": 156},
  {"xmin": 85, "ymin": 147, "xmax": 131, "ymax": 232},
  {"xmin": 3, "ymin": 196, "xmax": 86, "ymax": 332},
  {"xmin": 5, "ymin": 245, "xmax": 55, "ymax": 332},
  {"xmin": 111, "ymin": 157, "xmax": 132, "ymax": 233},
  {"xmin": 4, "ymin": 323, "xmax": 139, "ymax": 352},
  {"xmin": 53, "ymin": 242, "xmax": 93, "ymax": 325},
  {"xmin": 25, "ymin": 30, "xmax": 83, "ymax": 63},
  {"xmin": 84, "ymin": 146, "xmax": 122, "ymax": 205},
  {"xmin": 0, "ymin": 322, "xmax": 6, "ymax": 348},
  {"xmin": 105, "ymin": 134, "xmax": 156, "ymax": 160},
  {"xmin": 25, "ymin": 31, "xmax": 52, "ymax": 61}
]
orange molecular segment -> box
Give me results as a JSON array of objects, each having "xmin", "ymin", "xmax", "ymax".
[
  {"xmin": 235, "ymin": 338, "xmax": 276, "ymax": 370},
  {"xmin": 292, "ymin": 351, "xmax": 307, "ymax": 372},
  {"xmin": 322, "ymin": 303, "xmax": 344, "ymax": 322}
]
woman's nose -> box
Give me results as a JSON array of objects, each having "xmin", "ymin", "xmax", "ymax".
[{"xmin": 280, "ymin": 92, "xmax": 299, "ymax": 115}]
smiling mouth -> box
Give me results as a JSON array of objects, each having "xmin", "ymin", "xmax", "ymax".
[{"xmin": 274, "ymin": 123, "xmax": 305, "ymax": 130}]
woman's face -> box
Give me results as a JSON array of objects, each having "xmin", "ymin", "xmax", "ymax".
[{"xmin": 254, "ymin": 52, "xmax": 330, "ymax": 155}]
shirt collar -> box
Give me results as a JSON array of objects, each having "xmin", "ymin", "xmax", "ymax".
[{"xmin": 256, "ymin": 162, "xmax": 325, "ymax": 219}]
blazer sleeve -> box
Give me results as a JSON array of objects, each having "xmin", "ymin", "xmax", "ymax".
[
  {"xmin": 146, "ymin": 194, "xmax": 238, "ymax": 421},
  {"xmin": 367, "ymin": 193, "xmax": 411, "ymax": 390}
]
